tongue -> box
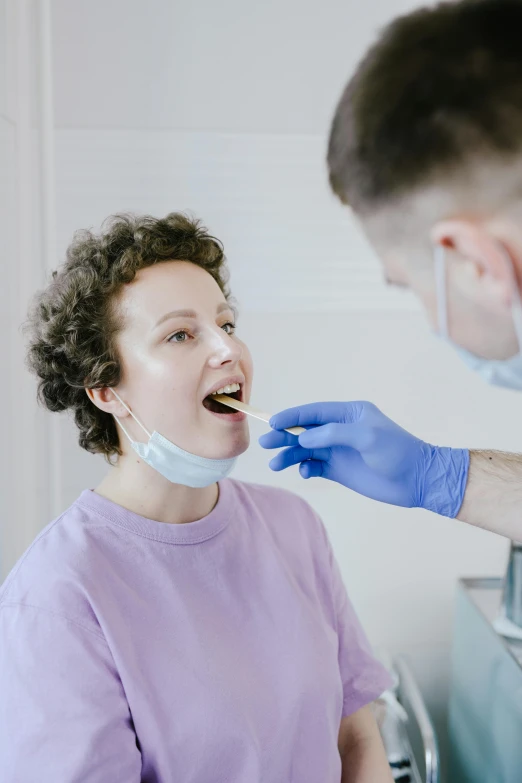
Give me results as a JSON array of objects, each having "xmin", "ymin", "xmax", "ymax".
[{"xmin": 203, "ymin": 395, "xmax": 237, "ymax": 414}]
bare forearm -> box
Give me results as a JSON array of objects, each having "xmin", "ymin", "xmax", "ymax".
[
  {"xmin": 457, "ymin": 450, "xmax": 522, "ymax": 538},
  {"xmin": 339, "ymin": 707, "xmax": 393, "ymax": 783},
  {"xmin": 341, "ymin": 737, "xmax": 393, "ymax": 783}
]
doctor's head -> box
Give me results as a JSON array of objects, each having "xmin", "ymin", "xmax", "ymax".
[
  {"xmin": 27, "ymin": 212, "xmax": 252, "ymax": 464},
  {"xmin": 328, "ymin": 0, "xmax": 522, "ymax": 363}
]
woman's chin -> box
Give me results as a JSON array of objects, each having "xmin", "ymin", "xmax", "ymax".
[
  {"xmin": 219, "ymin": 430, "xmax": 250, "ymax": 460},
  {"xmin": 192, "ymin": 427, "xmax": 250, "ymax": 461}
]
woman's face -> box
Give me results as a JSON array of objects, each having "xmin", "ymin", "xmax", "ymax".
[{"xmin": 113, "ymin": 260, "xmax": 252, "ymax": 460}]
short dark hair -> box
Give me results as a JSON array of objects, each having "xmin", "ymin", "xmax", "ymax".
[
  {"xmin": 26, "ymin": 212, "xmax": 230, "ymax": 459},
  {"xmin": 328, "ymin": 0, "xmax": 522, "ymax": 212}
]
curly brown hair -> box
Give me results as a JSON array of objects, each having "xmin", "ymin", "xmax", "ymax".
[{"xmin": 26, "ymin": 212, "xmax": 231, "ymax": 459}]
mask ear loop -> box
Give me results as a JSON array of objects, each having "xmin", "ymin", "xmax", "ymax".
[
  {"xmin": 501, "ymin": 247, "xmax": 522, "ymax": 354},
  {"xmin": 111, "ymin": 389, "xmax": 152, "ymax": 443},
  {"xmin": 434, "ymin": 243, "xmax": 449, "ymax": 339}
]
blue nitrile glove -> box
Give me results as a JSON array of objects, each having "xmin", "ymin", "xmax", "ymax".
[{"xmin": 258, "ymin": 401, "xmax": 469, "ymax": 518}]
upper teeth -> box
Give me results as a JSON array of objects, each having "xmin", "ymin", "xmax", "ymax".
[{"xmin": 211, "ymin": 383, "xmax": 240, "ymax": 396}]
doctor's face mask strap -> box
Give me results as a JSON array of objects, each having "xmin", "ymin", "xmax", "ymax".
[{"xmin": 434, "ymin": 242, "xmax": 522, "ymax": 390}]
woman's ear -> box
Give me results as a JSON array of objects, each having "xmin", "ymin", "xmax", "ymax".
[
  {"xmin": 86, "ymin": 387, "xmax": 128, "ymax": 417},
  {"xmin": 431, "ymin": 219, "xmax": 514, "ymax": 304}
]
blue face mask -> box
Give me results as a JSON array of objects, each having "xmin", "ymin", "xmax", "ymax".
[
  {"xmin": 434, "ymin": 244, "xmax": 522, "ymax": 390},
  {"xmin": 112, "ymin": 391, "xmax": 237, "ymax": 488}
]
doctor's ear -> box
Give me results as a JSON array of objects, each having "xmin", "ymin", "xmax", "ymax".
[
  {"xmin": 431, "ymin": 219, "xmax": 516, "ymax": 301},
  {"xmin": 85, "ymin": 387, "xmax": 129, "ymax": 417}
]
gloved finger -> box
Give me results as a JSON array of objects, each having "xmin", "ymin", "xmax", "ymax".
[
  {"xmin": 269, "ymin": 401, "xmax": 364, "ymax": 431},
  {"xmin": 268, "ymin": 445, "xmax": 331, "ymax": 472},
  {"xmin": 268, "ymin": 446, "xmax": 314, "ymax": 472},
  {"xmin": 299, "ymin": 422, "xmax": 373, "ymax": 452},
  {"xmin": 299, "ymin": 460, "xmax": 325, "ymax": 479},
  {"xmin": 258, "ymin": 429, "xmax": 299, "ymax": 450}
]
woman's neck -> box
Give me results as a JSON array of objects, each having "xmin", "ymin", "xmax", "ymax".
[{"xmin": 95, "ymin": 455, "xmax": 219, "ymax": 525}]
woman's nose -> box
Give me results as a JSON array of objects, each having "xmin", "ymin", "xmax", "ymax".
[{"xmin": 207, "ymin": 328, "xmax": 242, "ymax": 367}]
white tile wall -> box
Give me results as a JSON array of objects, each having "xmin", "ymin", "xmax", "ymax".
[
  {"xmin": 55, "ymin": 129, "xmax": 418, "ymax": 312},
  {"xmin": 0, "ymin": 0, "xmax": 52, "ymax": 576},
  {"xmin": 51, "ymin": 0, "xmax": 421, "ymax": 134},
  {"xmin": 0, "ymin": 116, "xmax": 17, "ymax": 575}
]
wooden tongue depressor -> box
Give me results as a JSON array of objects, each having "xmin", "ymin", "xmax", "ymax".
[{"xmin": 212, "ymin": 395, "xmax": 305, "ymax": 436}]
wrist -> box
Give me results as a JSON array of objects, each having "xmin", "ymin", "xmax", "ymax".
[{"xmin": 417, "ymin": 444, "xmax": 470, "ymax": 518}]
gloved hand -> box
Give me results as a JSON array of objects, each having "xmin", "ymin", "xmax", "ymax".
[{"xmin": 259, "ymin": 401, "xmax": 469, "ymax": 518}]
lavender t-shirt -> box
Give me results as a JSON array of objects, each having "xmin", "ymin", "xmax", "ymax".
[{"xmin": 0, "ymin": 479, "xmax": 390, "ymax": 782}]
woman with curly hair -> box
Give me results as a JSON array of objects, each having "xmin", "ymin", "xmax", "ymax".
[{"xmin": 0, "ymin": 212, "xmax": 392, "ymax": 782}]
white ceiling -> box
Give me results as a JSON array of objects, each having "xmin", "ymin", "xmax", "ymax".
[{"xmin": 51, "ymin": 0, "xmax": 421, "ymax": 133}]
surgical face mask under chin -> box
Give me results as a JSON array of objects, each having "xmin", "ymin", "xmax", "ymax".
[
  {"xmin": 111, "ymin": 391, "xmax": 237, "ymax": 488},
  {"xmin": 434, "ymin": 244, "xmax": 522, "ymax": 390}
]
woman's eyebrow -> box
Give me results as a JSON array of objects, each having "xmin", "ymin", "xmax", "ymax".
[
  {"xmin": 216, "ymin": 302, "xmax": 234, "ymax": 314},
  {"xmin": 154, "ymin": 303, "xmax": 233, "ymax": 329},
  {"xmin": 154, "ymin": 309, "xmax": 197, "ymax": 328}
]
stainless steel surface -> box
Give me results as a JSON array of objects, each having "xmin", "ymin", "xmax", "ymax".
[
  {"xmin": 461, "ymin": 577, "xmax": 522, "ymax": 668},
  {"xmin": 449, "ymin": 578, "xmax": 522, "ymax": 783},
  {"xmin": 395, "ymin": 656, "xmax": 440, "ymax": 783},
  {"xmin": 501, "ymin": 542, "xmax": 522, "ymax": 628}
]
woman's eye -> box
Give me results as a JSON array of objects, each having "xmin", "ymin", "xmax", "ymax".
[
  {"xmin": 222, "ymin": 322, "xmax": 236, "ymax": 335},
  {"xmin": 168, "ymin": 330, "xmax": 190, "ymax": 343}
]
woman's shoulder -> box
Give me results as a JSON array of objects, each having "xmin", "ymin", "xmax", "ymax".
[
  {"xmin": 226, "ymin": 479, "xmax": 333, "ymax": 582},
  {"xmin": 225, "ymin": 478, "xmax": 326, "ymax": 541},
  {"xmin": 0, "ymin": 494, "xmax": 110, "ymax": 630}
]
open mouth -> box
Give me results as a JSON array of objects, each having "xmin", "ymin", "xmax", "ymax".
[{"xmin": 202, "ymin": 382, "xmax": 243, "ymax": 415}]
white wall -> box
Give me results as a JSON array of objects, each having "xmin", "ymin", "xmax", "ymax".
[
  {"xmin": 0, "ymin": 2, "xmax": 17, "ymax": 567},
  {"xmin": 0, "ymin": 0, "xmax": 53, "ymax": 576},
  {"xmin": 2, "ymin": 0, "xmax": 517, "ymax": 771},
  {"xmin": 51, "ymin": 0, "xmax": 419, "ymax": 134}
]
